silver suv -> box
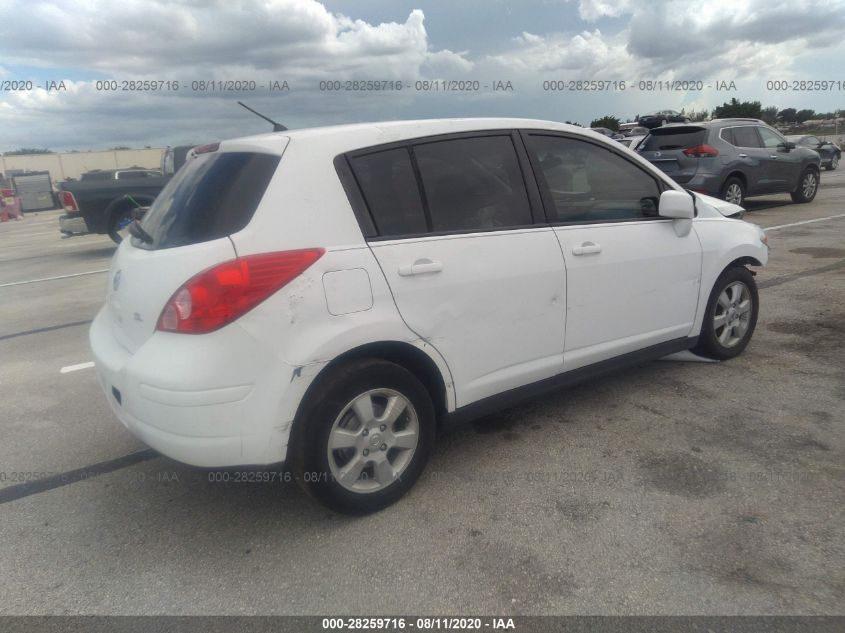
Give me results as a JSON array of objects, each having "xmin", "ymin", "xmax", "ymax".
[{"xmin": 638, "ymin": 118, "xmax": 821, "ymax": 206}]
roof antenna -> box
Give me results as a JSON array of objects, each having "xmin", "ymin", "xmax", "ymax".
[{"xmin": 237, "ymin": 101, "xmax": 288, "ymax": 132}]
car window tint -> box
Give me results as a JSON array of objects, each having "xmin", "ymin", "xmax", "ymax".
[
  {"xmin": 528, "ymin": 135, "xmax": 661, "ymax": 223},
  {"xmin": 412, "ymin": 136, "xmax": 532, "ymax": 232},
  {"xmin": 732, "ymin": 126, "xmax": 762, "ymax": 148},
  {"xmin": 349, "ymin": 148, "xmax": 427, "ymax": 237},
  {"xmin": 640, "ymin": 130, "xmax": 706, "ymax": 150},
  {"xmin": 136, "ymin": 152, "xmax": 279, "ymax": 250},
  {"xmin": 720, "ymin": 128, "xmax": 735, "ymax": 145},
  {"xmin": 758, "ymin": 127, "xmax": 784, "ymax": 149}
]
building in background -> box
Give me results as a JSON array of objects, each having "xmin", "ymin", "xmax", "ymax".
[{"xmin": 0, "ymin": 148, "xmax": 164, "ymax": 184}]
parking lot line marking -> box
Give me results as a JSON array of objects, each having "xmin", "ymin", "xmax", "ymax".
[
  {"xmin": 60, "ymin": 361, "xmax": 95, "ymax": 374},
  {"xmin": 0, "ymin": 268, "xmax": 109, "ymax": 288},
  {"xmin": 0, "ymin": 449, "xmax": 157, "ymax": 505},
  {"xmin": 765, "ymin": 213, "xmax": 845, "ymax": 231},
  {"xmin": 0, "ymin": 320, "xmax": 92, "ymax": 342}
]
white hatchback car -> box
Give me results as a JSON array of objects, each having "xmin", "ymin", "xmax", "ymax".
[{"xmin": 90, "ymin": 118, "xmax": 768, "ymax": 513}]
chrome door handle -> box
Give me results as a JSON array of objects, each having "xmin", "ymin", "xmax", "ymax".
[
  {"xmin": 398, "ymin": 259, "xmax": 443, "ymax": 276},
  {"xmin": 770, "ymin": 155, "xmax": 778, "ymax": 159},
  {"xmin": 572, "ymin": 241, "xmax": 602, "ymax": 256},
  {"xmin": 738, "ymin": 153, "xmax": 748, "ymax": 158}
]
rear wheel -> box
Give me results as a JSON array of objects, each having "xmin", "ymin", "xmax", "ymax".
[
  {"xmin": 693, "ymin": 266, "xmax": 759, "ymax": 360},
  {"xmin": 290, "ymin": 359, "xmax": 436, "ymax": 514},
  {"xmin": 825, "ymin": 155, "xmax": 838, "ymax": 171},
  {"xmin": 790, "ymin": 168, "xmax": 818, "ymax": 203},
  {"xmin": 721, "ymin": 177, "xmax": 745, "ymax": 206}
]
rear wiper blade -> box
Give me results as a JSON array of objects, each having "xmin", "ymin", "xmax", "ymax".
[{"xmin": 128, "ymin": 220, "xmax": 153, "ymax": 244}]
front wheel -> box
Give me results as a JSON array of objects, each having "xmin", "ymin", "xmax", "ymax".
[
  {"xmin": 790, "ymin": 168, "xmax": 818, "ymax": 203},
  {"xmin": 825, "ymin": 155, "xmax": 838, "ymax": 171},
  {"xmin": 290, "ymin": 359, "xmax": 436, "ymax": 514},
  {"xmin": 693, "ymin": 266, "xmax": 759, "ymax": 360}
]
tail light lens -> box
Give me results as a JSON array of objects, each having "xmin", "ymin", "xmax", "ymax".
[
  {"xmin": 683, "ymin": 144, "xmax": 719, "ymax": 158},
  {"xmin": 60, "ymin": 191, "xmax": 78, "ymax": 212},
  {"xmin": 157, "ymin": 249, "xmax": 324, "ymax": 334}
]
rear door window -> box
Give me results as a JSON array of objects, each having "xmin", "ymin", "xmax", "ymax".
[
  {"xmin": 135, "ymin": 151, "xmax": 280, "ymax": 250},
  {"xmin": 731, "ymin": 126, "xmax": 762, "ymax": 148},
  {"xmin": 348, "ymin": 148, "xmax": 428, "ymax": 237},
  {"xmin": 412, "ymin": 135, "xmax": 532, "ymax": 232}
]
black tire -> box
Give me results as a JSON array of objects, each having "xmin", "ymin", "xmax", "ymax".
[
  {"xmin": 107, "ymin": 206, "xmax": 136, "ymax": 244},
  {"xmin": 289, "ymin": 359, "xmax": 436, "ymax": 515},
  {"xmin": 693, "ymin": 266, "xmax": 759, "ymax": 361},
  {"xmin": 825, "ymin": 155, "xmax": 838, "ymax": 171},
  {"xmin": 790, "ymin": 168, "xmax": 819, "ymax": 203},
  {"xmin": 720, "ymin": 176, "xmax": 745, "ymax": 206}
]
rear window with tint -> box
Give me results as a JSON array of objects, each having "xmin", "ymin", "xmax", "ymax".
[
  {"xmin": 640, "ymin": 130, "xmax": 706, "ymax": 151},
  {"xmin": 349, "ymin": 148, "xmax": 428, "ymax": 237},
  {"xmin": 135, "ymin": 152, "xmax": 280, "ymax": 250},
  {"xmin": 729, "ymin": 126, "xmax": 762, "ymax": 148},
  {"xmin": 413, "ymin": 135, "xmax": 532, "ymax": 232}
]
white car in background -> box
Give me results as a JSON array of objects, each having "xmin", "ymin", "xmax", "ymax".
[{"xmin": 90, "ymin": 118, "xmax": 768, "ymax": 514}]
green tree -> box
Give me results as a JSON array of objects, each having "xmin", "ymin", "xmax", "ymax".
[
  {"xmin": 589, "ymin": 115, "xmax": 620, "ymax": 131},
  {"xmin": 761, "ymin": 106, "xmax": 779, "ymax": 125},
  {"xmin": 713, "ymin": 98, "xmax": 762, "ymax": 119},
  {"xmin": 3, "ymin": 148, "xmax": 53, "ymax": 155},
  {"xmin": 795, "ymin": 109, "xmax": 816, "ymax": 123},
  {"xmin": 778, "ymin": 108, "xmax": 797, "ymax": 123}
]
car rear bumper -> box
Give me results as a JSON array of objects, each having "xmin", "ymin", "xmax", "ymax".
[
  {"xmin": 678, "ymin": 172, "xmax": 724, "ymax": 196},
  {"xmin": 89, "ymin": 307, "xmax": 312, "ymax": 467},
  {"xmin": 59, "ymin": 214, "xmax": 89, "ymax": 234}
]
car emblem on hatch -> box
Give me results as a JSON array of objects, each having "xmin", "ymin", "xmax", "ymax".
[
  {"xmin": 113, "ymin": 270, "xmax": 121, "ymax": 291},
  {"xmin": 654, "ymin": 151, "xmax": 662, "ymax": 157}
]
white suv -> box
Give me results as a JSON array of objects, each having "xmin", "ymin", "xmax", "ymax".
[{"xmin": 90, "ymin": 118, "xmax": 768, "ymax": 513}]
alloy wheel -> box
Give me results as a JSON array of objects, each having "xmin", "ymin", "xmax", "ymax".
[
  {"xmin": 725, "ymin": 183, "xmax": 743, "ymax": 205},
  {"xmin": 327, "ymin": 389, "xmax": 420, "ymax": 493},
  {"xmin": 802, "ymin": 172, "xmax": 818, "ymax": 199},
  {"xmin": 713, "ymin": 281, "xmax": 752, "ymax": 348}
]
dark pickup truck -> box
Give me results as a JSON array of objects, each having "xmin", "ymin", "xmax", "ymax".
[{"xmin": 58, "ymin": 146, "xmax": 193, "ymax": 243}]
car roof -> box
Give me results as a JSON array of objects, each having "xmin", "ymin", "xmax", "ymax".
[{"xmin": 220, "ymin": 117, "xmax": 605, "ymax": 155}]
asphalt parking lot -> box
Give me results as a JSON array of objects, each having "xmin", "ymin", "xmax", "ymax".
[{"xmin": 1, "ymin": 174, "xmax": 843, "ymax": 616}]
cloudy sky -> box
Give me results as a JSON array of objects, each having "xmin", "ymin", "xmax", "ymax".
[{"xmin": 1, "ymin": 0, "xmax": 844, "ymax": 152}]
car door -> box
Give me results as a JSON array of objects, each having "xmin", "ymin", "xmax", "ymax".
[
  {"xmin": 726, "ymin": 126, "xmax": 773, "ymax": 194},
  {"xmin": 523, "ymin": 132, "xmax": 702, "ymax": 371},
  {"xmin": 757, "ymin": 126, "xmax": 798, "ymax": 191},
  {"xmin": 347, "ymin": 132, "xmax": 567, "ymax": 408}
]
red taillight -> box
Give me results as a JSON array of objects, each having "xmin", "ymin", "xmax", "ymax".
[
  {"xmin": 157, "ymin": 249, "xmax": 325, "ymax": 334},
  {"xmin": 60, "ymin": 191, "xmax": 78, "ymax": 212},
  {"xmin": 683, "ymin": 144, "xmax": 719, "ymax": 158}
]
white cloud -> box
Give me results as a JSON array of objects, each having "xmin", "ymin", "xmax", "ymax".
[
  {"xmin": 573, "ymin": 0, "xmax": 634, "ymax": 21},
  {"xmin": 492, "ymin": 0, "xmax": 845, "ymax": 80},
  {"xmin": 0, "ymin": 2, "xmax": 471, "ymax": 82}
]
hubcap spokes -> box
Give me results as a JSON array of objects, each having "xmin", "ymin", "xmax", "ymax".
[
  {"xmin": 714, "ymin": 281, "xmax": 751, "ymax": 348},
  {"xmin": 328, "ymin": 389, "xmax": 419, "ymax": 493},
  {"xmin": 802, "ymin": 174, "xmax": 817, "ymax": 198},
  {"xmin": 726, "ymin": 184, "xmax": 742, "ymax": 204}
]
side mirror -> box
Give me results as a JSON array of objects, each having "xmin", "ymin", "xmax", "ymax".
[
  {"xmin": 659, "ymin": 190, "xmax": 694, "ymax": 237},
  {"xmin": 659, "ymin": 190, "xmax": 694, "ymax": 219},
  {"xmin": 780, "ymin": 141, "xmax": 796, "ymax": 150}
]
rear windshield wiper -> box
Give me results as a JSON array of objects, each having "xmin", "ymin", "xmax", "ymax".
[{"xmin": 128, "ymin": 220, "xmax": 154, "ymax": 244}]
